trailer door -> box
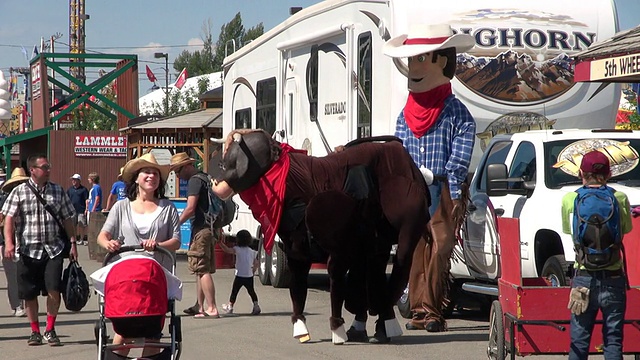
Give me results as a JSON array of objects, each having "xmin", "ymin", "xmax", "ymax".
[{"xmin": 311, "ymin": 34, "xmax": 350, "ymax": 154}]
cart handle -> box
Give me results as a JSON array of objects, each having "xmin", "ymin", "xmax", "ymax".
[{"xmin": 102, "ymin": 244, "xmax": 176, "ymax": 267}]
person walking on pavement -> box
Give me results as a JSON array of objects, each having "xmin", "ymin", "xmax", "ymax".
[
  {"xmin": 67, "ymin": 174, "xmax": 89, "ymax": 245},
  {"xmin": 383, "ymin": 24, "xmax": 476, "ymax": 332},
  {"xmin": 219, "ymin": 230, "xmax": 261, "ymax": 315},
  {"xmin": 2, "ymin": 154, "xmax": 78, "ymax": 346},
  {"xmin": 170, "ymin": 152, "xmax": 220, "ymax": 318},
  {"xmin": 86, "ymin": 172, "xmax": 102, "ymax": 224},
  {"xmin": 0, "ymin": 168, "xmax": 29, "ymax": 317},
  {"xmin": 105, "ymin": 167, "xmax": 126, "ymax": 211}
]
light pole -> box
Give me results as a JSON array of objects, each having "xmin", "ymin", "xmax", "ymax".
[{"xmin": 154, "ymin": 52, "xmax": 169, "ymax": 116}]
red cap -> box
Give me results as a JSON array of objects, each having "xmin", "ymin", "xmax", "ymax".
[{"xmin": 580, "ymin": 150, "xmax": 610, "ymax": 175}]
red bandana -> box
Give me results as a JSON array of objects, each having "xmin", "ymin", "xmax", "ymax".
[
  {"xmin": 403, "ymin": 83, "xmax": 452, "ymax": 138},
  {"xmin": 238, "ymin": 143, "xmax": 305, "ymax": 255}
]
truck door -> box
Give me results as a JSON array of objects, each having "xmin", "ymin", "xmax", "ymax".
[{"xmin": 464, "ymin": 140, "xmax": 512, "ymax": 280}]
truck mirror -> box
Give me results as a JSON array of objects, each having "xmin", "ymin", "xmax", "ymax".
[
  {"xmin": 486, "ymin": 164, "xmax": 509, "ymax": 196},
  {"xmin": 486, "ymin": 163, "xmax": 529, "ymax": 197}
]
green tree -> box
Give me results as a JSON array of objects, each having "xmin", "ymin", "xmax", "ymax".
[
  {"xmin": 173, "ymin": 19, "xmax": 216, "ymax": 76},
  {"xmin": 69, "ymin": 84, "xmax": 119, "ymax": 130},
  {"xmin": 212, "ymin": 12, "xmax": 245, "ymax": 72}
]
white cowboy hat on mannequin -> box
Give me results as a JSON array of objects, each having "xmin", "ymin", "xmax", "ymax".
[{"xmin": 383, "ymin": 24, "xmax": 475, "ymax": 76}]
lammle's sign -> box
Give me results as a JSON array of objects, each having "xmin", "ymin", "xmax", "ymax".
[{"xmin": 74, "ymin": 135, "xmax": 127, "ymax": 157}]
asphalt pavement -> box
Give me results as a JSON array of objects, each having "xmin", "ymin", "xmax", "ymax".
[{"xmin": 0, "ymin": 246, "xmax": 595, "ymax": 359}]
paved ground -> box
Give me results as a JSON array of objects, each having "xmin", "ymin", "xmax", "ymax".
[{"xmin": 0, "ymin": 246, "xmax": 631, "ymax": 359}]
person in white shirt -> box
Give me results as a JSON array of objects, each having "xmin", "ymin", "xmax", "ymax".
[{"xmin": 218, "ymin": 230, "xmax": 260, "ymax": 315}]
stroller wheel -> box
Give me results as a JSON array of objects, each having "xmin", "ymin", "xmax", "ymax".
[{"xmin": 94, "ymin": 320, "xmax": 108, "ymax": 346}]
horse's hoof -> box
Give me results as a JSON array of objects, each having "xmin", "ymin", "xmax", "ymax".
[
  {"xmin": 346, "ymin": 327, "xmax": 368, "ymax": 343},
  {"xmin": 384, "ymin": 318, "xmax": 403, "ymax": 338},
  {"xmin": 332, "ymin": 324, "xmax": 348, "ymax": 344},
  {"xmin": 425, "ymin": 320, "xmax": 446, "ymax": 333},
  {"xmin": 298, "ymin": 334, "xmax": 311, "ymax": 343},
  {"xmin": 293, "ymin": 319, "xmax": 310, "ymax": 342},
  {"xmin": 368, "ymin": 332, "xmax": 390, "ymax": 344}
]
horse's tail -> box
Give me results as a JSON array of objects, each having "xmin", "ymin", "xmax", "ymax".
[{"xmin": 343, "ymin": 136, "xmax": 402, "ymax": 149}]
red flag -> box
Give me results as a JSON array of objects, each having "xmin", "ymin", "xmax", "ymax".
[
  {"xmin": 174, "ymin": 68, "xmax": 188, "ymax": 89},
  {"xmin": 145, "ymin": 65, "xmax": 157, "ymax": 83}
]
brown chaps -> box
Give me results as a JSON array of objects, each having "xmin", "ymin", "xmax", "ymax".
[{"xmin": 407, "ymin": 181, "xmax": 455, "ymax": 328}]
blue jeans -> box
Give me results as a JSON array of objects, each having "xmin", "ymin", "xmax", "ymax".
[
  {"xmin": 428, "ymin": 182, "xmax": 442, "ymax": 217},
  {"xmin": 569, "ymin": 274, "xmax": 626, "ymax": 360}
]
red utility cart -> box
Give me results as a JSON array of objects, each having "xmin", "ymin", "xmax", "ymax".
[{"xmin": 488, "ymin": 216, "xmax": 640, "ymax": 359}]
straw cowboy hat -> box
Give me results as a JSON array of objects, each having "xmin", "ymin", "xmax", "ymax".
[
  {"xmin": 2, "ymin": 167, "xmax": 30, "ymax": 193},
  {"xmin": 383, "ymin": 24, "xmax": 475, "ymax": 58},
  {"xmin": 121, "ymin": 153, "xmax": 170, "ymax": 183},
  {"xmin": 169, "ymin": 152, "xmax": 196, "ymax": 171}
]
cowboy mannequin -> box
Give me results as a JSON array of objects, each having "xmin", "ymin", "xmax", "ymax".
[{"xmin": 384, "ymin": 24, "xmax": 476, "ymax": 332}]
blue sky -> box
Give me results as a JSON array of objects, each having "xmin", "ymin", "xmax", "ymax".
[{"xmin": 1, "ymin": 0, "xmax": 639, "ymax": 91}]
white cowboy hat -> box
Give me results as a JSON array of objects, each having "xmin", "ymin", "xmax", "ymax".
[
  {"xmin": 383, "ymin": 24, "xmax": 474, "ymax": 59},
  {"xmin": 121, "ymin": 153, "xmax": 170, "ymax": 183}
]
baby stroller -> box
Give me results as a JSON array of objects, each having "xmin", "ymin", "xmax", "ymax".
[{"xmin": 92, "ymin": 245, "xmax": 182, "ymax": 360}]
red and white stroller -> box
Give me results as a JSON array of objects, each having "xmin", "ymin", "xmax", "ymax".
[{"xmin": 91, "ymin": 245, "xmax": 182, "ymax": 360}]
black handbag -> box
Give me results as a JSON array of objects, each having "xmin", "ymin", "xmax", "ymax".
[
  {"xmin": 60, "ymin": 260, "xmax": 90, "ymax": 311},
  {"xmin": 25, "ymin": 182, "xmax": 72, "ymax": 258}
]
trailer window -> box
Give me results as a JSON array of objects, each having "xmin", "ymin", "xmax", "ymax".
[
  {"xmin": 357, "ymin": 32, "xmax": 372, "ymax": 138},
  {"xmin": 235, "ymin": 108, "xmax": 252, "ymax": 129},
  {"xmin": 256, "ymin": 77, "xmax": 276, "ymax": 135},
  {"xmin": 308, "ymin": 45, "xmax": 319, "ymax": 122}
]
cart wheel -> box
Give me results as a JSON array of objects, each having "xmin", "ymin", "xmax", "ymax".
[{"xmin": 487, "ymin": 300, "xmax": 506, "ymax": 360}]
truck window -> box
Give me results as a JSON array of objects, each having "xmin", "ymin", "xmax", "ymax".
[
  {"xmin": 477, "ymin": 141, "xmax": 512, "ymax": 192},
  {"xmin": 508, "ymin": 141, "xmax": 536, "ymax": 183},
  {"xmin": 256, "ymin": 77, "xmax": 276, "ymax": 135},
  {"xmin": 234, "ymin": 108, "xmax": 251, "ymax": 129},
  {"xmin": 357, "ymin": 32, "xmax": 372, "ymax": 138}
]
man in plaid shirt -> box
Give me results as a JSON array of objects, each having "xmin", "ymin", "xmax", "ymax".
[
  {"xmin": 2, "ymin": 154, "xmax": 77, "ymax": 346},
  {"xmin": 384, "ymin": 24, "xmax": 476, "ymax": 332}
]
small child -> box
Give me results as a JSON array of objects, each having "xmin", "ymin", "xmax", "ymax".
[{"xmin": 219, "ymin": 230, "xmax": 261, "ymax": 315}]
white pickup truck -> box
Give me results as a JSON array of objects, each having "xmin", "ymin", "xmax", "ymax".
[{"xmin": 398, "ymin": 129, "xmax": 640, "ymax": 317}]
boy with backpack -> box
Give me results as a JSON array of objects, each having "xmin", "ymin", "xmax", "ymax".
[{"xmin": 561, "ymin": 150, "xmax": 632, "ymax": 360}]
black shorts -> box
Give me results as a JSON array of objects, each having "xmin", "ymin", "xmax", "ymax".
[{"xmin": 17, "ymin": 253, "xmax": 64, "ymax": 300}]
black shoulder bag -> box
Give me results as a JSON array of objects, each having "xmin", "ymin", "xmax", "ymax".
[{"xmin": 25, "ymin": 182, "xmax": 72, "ymax": 258}]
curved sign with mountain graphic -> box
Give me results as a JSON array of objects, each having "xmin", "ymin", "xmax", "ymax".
[{"xmin": 451, "ymin": 8, "xmax": 595, "ymax": 105}]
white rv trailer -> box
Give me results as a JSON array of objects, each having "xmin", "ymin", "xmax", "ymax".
[{"xmin": 221, "ymin": 0, "xmax": 620, "ymax": 287}]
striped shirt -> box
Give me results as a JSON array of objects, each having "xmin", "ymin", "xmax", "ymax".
[
  {"xmin": 394, "ymin": 94, "xmax": 476, "ymax": 199},
  {"xmin": 1, "ymin": 179, "xmax": 75, "ymax": 259}
]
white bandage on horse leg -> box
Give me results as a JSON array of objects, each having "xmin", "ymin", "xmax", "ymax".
[
  {"xmin": 293, "ymin": 319, "xmax": 311, "ymax": 343},
  {"xmin": 420, "ymin": 166, "xmax": 434, "ymax": 185},
  {"xmin": 332, "ymin": 324, "xmax": 348, "ymax": 345},
  {"xmin": 385, "ymin": 318, "xmax": 403, "ymax": 338}
]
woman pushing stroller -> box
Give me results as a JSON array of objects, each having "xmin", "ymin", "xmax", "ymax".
[{"xmin": 96, "ymin": 153, "xmax": 181, "ymax": 357}]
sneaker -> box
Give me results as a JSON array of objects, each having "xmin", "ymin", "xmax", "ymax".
[
  {"xmin": 14, "ymin": 305, "xmax": 26, "ymax": 317},
  {"xmin": 43, "ymin": 330, "xmax": 62, "ymax": 346},
  {"xmin": 27, "ymin": 331, "xmax": 42, "ymax": 346},
  {"xmin": 251, "ymin": 303, "xmax": 261, "ymax": 315},
  {"xmin": 222, "ymin": 303, "xmax": 234, "ymax": 314}
]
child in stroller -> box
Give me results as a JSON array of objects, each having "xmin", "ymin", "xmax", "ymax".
[{"xmin": 91, "ymin": 245, "xmax": 183, "ymax": 360}]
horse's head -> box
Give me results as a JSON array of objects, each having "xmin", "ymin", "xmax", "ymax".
[{"xmin": 220, "ymin": 129, "xmax": 281, "ymax": 192}]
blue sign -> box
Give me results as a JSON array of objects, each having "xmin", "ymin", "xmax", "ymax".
[
  {"xmin": 178, "ymin": 178, "xmax": 189, "ymax": 198},
  {"xmin": 172, "ymin": 199, "xmax": 192, "ymax": 251}
]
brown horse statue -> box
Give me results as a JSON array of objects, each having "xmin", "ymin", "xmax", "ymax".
[{"xmin": 214, "ymin": 129, "xmax": 431, "ymax": 344}]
